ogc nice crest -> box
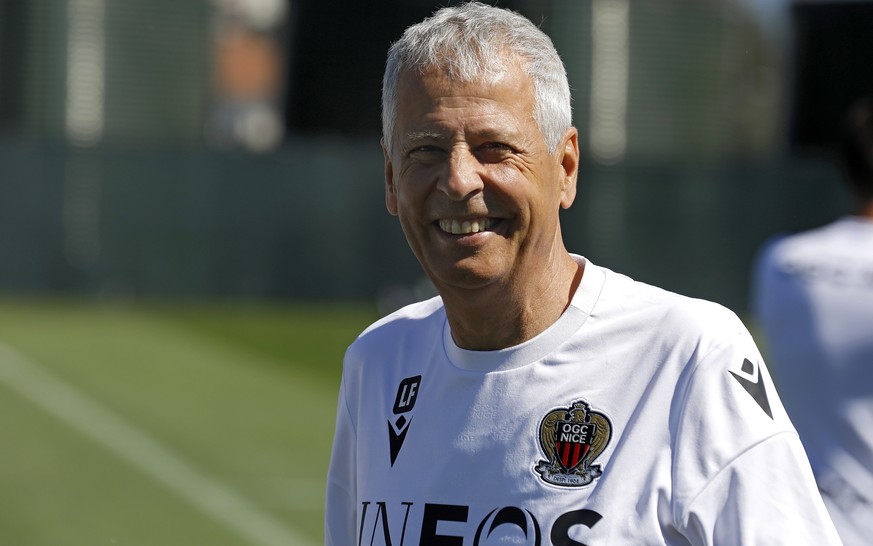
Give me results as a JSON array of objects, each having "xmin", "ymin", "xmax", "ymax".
[{"xmin": 534, "ymin": 400, "xmax": 612, "ymax": 487}]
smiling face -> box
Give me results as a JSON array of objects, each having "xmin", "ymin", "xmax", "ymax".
[{"xmin": 384, "ymin": 61, "xmax": 579, "ymax": 298}]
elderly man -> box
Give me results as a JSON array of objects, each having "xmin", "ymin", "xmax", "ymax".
[{"xmin": 326, "ymin": 3, "xmax": 841, "ymax": 544}]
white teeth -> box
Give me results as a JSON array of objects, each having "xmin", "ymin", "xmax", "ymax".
[{"xmin": 439, "ymin": 218, "xmax": 494, "ymax": 235}]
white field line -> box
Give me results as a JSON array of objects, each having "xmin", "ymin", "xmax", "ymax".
[{"xmin": 0, "ymin": 342, "xmax": 317, "ymax": 546}]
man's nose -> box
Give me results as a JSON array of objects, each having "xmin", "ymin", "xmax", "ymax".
[{"xmin": 437, "ymin": 148, "xmax": 484, "ymax": 200}]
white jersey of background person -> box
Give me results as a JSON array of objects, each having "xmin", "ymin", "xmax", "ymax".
[
  {"xmin": 326, "ymin": 257, "xmax": 841, "ymax": 545},
  {"xmin": 754, "ymin": 217, "xmax": 873, "ymax": 545}
]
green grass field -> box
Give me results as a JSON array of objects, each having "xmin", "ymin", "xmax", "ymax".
[{"xmin": 0, "ymin": 297, "xmax": 378, "ymax": 546}]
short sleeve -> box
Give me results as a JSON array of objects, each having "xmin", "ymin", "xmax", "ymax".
[
  {"xmin": 670, "ymin": 325, "xmax": 841, "ymax": 545},
  {"xmin": 682, "ymin": 435, "xmax": 842, "ymax": 545}
]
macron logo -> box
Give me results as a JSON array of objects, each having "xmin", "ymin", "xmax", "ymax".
[
  {"xmin": 730, "ymin": 358, "xmax": 773, "ymax": 419},
  {"xmin": 388, "ymin": 375, "xmax": 421, "ymax": 466}
]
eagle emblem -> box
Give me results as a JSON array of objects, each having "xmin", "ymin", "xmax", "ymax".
[{"xmin": 534, "ymin": 400, "xmax": 612, "ymax": 487}]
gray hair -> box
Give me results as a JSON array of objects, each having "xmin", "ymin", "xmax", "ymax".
[{"xmin": 382, "ymin": 2, "xmax": 572, "ymax": 155}]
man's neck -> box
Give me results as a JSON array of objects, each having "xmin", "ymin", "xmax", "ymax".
[{"xmin": 441, "ymin": 254, "xmax": 583, "ymax": 351}]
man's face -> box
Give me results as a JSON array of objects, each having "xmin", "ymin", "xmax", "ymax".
[{"xmin": 384, "ymin": 62, "xmax": 578, "ymax": 294}]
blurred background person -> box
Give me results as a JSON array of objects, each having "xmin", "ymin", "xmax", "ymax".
[{"xmin": 753, "ymin": 95, "xmax": 873, "ymax": 546}]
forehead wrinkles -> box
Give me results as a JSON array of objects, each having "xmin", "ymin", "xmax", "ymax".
[
  {"xmin": 395, "ymin": 68, "xmax": 538, "ymax": 147},
  {"xmin": 399, "ymin": 108, "xmax": 530, "ymax": 152}
]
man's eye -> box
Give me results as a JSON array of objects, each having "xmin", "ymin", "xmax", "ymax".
[
  {"xmin": 476, "ymin": 142, "xmax": 514, "ymax": 160},
  {"xmin": 482, "ymin": 142, "xmax": 511, "ymax": 151},
  {"xmin": 407, "ymin": 145, "xmax": 443, "ymax": 157}
]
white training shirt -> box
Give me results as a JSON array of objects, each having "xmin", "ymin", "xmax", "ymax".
[
  {"xmin": 327, "ymin": 257, "xmax": 841, "ymax": 545},
  {"xmin": 754, "ymin": 216, "xmax": 873, "ymax": 546}
]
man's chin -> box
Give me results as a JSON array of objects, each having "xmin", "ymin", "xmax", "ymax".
[{"xmin": 429, "ymin": 264, "xmax": 506, "ymax": 293}]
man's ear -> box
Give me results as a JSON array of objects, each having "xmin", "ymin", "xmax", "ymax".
[
  {"xmin": 383, "ymin": 139, "xmax": 399, "ymax": 216},
  {"xmin": 558, "ymin": 128, "xmax": 580, "ymax": 209}
]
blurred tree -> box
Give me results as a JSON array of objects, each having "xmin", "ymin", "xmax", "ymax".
[
  {"xmin": 790, "ymin": 1, "xmax": 873, "ymax": 152},
  {"xmin": 0, "ymin": 0, "xmax": 28, "ymax": 131},
  {"xmin": 283, "ymin": 0, "xmax": 553, "ymax": 136}
]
